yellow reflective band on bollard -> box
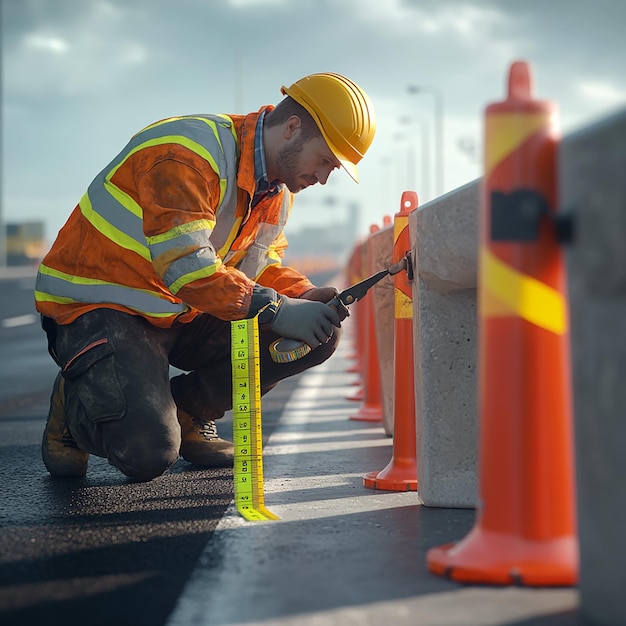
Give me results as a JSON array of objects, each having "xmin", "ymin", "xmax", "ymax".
[
  {"xmin": 484, "ymin": 112, "xmax": 550, "ymax": 178},
  {"xmin": 480, "ymin": 248, "xmax": 567, "ymax": 335},
  {"xmin": 394, "ymin": 288, "xmax": 413, "ymax": 320},
  {"xmin": 231, "ymin": 317, "xmax": 280, "ymax": 521}
]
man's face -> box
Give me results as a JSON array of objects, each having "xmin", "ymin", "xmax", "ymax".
[{"xmin": 275, "ymin": 133, "xmax": 341, "ymax": 193}]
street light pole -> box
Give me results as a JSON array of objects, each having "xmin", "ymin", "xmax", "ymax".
[
  {"xmin": 0, "ymin": 193, "xmax": 5, "ymax": 268},
  {"xmin": 398, "ymin": 116, "xmax": 430, "ymax": 200},
  {"xmin": 407, "ymin": 85, "xmax": 444, "ymax": 197},
  {"xmin": 397, "ymin": 118, "xmax": 416, "ymax": 191},
  {"xmin": 420, "ymin": 120, "xmax": 430, "ymax": 201}
]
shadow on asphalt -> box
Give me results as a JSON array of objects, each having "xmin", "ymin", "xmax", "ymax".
[{"xmin": 0, "ymin": 376, "xmax": 299, "ymax": 626}]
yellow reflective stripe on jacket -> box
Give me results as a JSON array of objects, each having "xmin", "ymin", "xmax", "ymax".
[
  {"xmin": 79, "ymin": 191, "xmax": 151, "ymax": 261},
  {"xmin": 35, "ymin": 264, "xmax": 187, "ymax": 317},
  {"xmin": 215, "ymin": 216, "xmax": 243, "ymax": 259},
  {"xmin": 267, "ymin": 248, "xmax": 282, "ymax": 265},
  {"xmin": 168, "ymin": 263, "xmax": 221, "ymax": 295},
  {"xmin": 146, "ymin": 219, "xmax": 220, "ymax": 292},
  {"xmin": 104, "ymin": 177, "xmax": 143, "ymax": 219},
  {"xmin": 254, "ymin": 249, "xmax": 282, "ymax": 282},
  {"xmin": 146, "ymin": 219, "xmax": 216, "ymax": 246}
]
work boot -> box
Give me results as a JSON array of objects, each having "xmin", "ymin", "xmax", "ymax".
[
  {"xmin": 42, "ymin": 373, "xmax": 89, "ymax": 477},
  {"xmin": 178, "ymin": 409, "xmax": 234, "ymax": 467}
]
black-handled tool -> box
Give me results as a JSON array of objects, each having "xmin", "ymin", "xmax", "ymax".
[{"xmin": 269, "ymin": 255, "xmax": 410, "ymax": 363}]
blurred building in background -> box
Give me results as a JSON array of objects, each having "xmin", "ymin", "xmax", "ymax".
[{"xmin": 4, "ymin": 221, "xmax": 46, "ymax": 267}]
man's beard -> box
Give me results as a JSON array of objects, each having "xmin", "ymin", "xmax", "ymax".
[{"xmin": 275, "ymin": 136, "xmax": 305, "ymax": 192}]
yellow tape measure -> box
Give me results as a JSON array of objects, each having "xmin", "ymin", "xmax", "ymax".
[{"xmin": 231, "ymin": 317, "xmax": 280, "ymax": 521}]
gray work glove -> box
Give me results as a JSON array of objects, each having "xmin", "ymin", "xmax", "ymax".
[
  {"xmin": 299, "ymin": 286, "xmax": 350, "ymax": 322},
  {"xmin": 271, "ymin": 296, "xmax": 341, "ymax": 348}
]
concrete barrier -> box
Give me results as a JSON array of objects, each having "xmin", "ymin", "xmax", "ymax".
[
  {"xmin": 408, "ymin": 180, "xmax": 480, "ymax": 508},
  {"xmin": 562, "ymin": 107, "xmax": 626, "ymax": 625}
]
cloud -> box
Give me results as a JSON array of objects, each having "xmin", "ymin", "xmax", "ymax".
[
  {"xmin": 23, "ymin": 33, "xmax": 69, "ymax": 54},
  {"xmin": 577, "ymin": 80, "xmax": 626, "ymax": 106},
  {"xmin": 5, "ymin": 2, "xmax": 151, "ymax": 100}
]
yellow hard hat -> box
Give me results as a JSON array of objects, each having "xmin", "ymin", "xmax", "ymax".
[{"xmin": 281, "ymin": 72, "xmax": 376, "ymax": 183}]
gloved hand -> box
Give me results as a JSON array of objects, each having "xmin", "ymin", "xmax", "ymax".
[
  {"xmin": 300, "ymin": 286, "xmax": 350, "ymax": 322},
  {"xmin": 299, "ymin": 286, "xmax": 339, "ymax": 303},
  {"xmin": 271, "ymin": 296, "xmax": 341, "ymax": 348}
]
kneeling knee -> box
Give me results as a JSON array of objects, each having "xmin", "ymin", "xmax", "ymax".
[{"xmin": 109, "ymin": 440, "xmax": 180, "ymax": 482}]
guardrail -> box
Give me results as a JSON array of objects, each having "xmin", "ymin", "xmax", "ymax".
[{"xmin": 341, "ymin": 60, "xmax": 626, "ymax": 624}]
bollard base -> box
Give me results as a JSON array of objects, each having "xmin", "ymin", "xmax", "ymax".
[
  {"xmin": 363, "ymin": 468, "xmax": 417, "ymax": 492},
  {"xmin": 349, "ymin": 404, "xmax": 383, "ymax": 422},
  {"xmin": 427, "ymin": 526, "xmax": 578, "ymax": 587},
  {"xmin": 346, "ymin": 389, "xmax": 363, "ymax": 402}
]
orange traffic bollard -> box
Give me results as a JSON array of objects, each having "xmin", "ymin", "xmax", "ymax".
[
  {"xmin": 427, "ymin": 61, "xmax": 578, "ymax": 586},
  {"xmin": 350, "ymin": 224, "xmax": 383, "ymax": 422},
  {"xmin": 345, "ymin": 242, "xmax": 365, "ymax": 396},
  {"xmin": 364, "ymin": 191, "xmax": 418, "ymax": 491},
  {"xmin": 345, "ymin": 242, "xmax": 363, "ymax": 371},
  {"xmin": 346, "ymin": 238, "xmax": 368, "ymax": 400}
]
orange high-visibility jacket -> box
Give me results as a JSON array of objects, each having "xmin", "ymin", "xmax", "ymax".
[{"xmin": 35, "ymin": 108, "xmax": 315, "ymax": 328}]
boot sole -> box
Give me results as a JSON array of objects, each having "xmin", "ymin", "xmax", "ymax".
[{"xmin": 180, "ymin": 443, "xmax": 234, "ymax": 468}]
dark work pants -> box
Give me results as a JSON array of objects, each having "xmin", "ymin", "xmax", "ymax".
[{"xmin": 43, "ymin": 308, "xmax": 341, "ymax": 480}]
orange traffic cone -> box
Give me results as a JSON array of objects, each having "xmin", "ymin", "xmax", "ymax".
[
  {"xmin": 350, "ymin": 224, "xmax": 383, "ymax": 422},
  {"xmin": 427, "ymin": 61, "xmax": 578, "ymax": 586},
  {"xmin": 364, "ymin": 191, "xmax": 418, "ymax": 491}
]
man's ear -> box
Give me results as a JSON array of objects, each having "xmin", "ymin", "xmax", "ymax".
[{"xmin": 284, "ymin": 115, "xmax": 302, "ymax": 140}]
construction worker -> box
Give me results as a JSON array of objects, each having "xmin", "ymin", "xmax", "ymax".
[{"xmin": 35, "ymin": 72, "xmax": 376, "ymax": 482}]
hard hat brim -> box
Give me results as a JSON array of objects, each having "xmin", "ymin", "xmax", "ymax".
[{"xmin": 336, "ymin": 154, "xmax": 360, "ymax": 183}]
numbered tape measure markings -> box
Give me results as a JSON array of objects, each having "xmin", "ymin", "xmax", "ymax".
[{"xmin": 230, "ymin": 317, "xmax": 279, "ymax": 522}]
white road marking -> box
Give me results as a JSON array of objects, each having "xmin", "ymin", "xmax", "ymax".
[{"xmin": 1, "ymin": 314, "xmax": 38, "ymax": 328}]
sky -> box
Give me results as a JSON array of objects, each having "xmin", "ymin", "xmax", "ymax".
[{"xmin": 2, "ymin": 0, "xmax": 626, "ymax": 247}]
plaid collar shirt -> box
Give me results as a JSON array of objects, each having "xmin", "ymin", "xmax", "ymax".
[{"xmin": 251, "ymin": 110, "xmax": 281, "ymax": 208}]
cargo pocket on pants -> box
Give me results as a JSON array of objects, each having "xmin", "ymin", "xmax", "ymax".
[{"xmin": 63, "ymin": 337, "xmax": 126, "ymax": 423}]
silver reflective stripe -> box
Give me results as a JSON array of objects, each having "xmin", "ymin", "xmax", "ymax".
[
  {"xmin": 129, "ymin": 115, "xmax": 234, "ymax": 174},
  {"xmin": 207, "ymin": 116, "xmax": 239, "ymax": 253},
  {"xmin": 148, "ymin": 226, "xmax": 216, "ymax": 261},
  {"xmin": 162, "ymin": 248, "xmax": 220, "ymax": 293},
  {"xmin": 87, "ymin": 172, "xmax": 146, "ymax": 246},
  {"xmin": 36, "ymin": 270, "xmax": 187, "ymax": 315},
  {"xmin": 237, "ymin": 242, "xmax": 269, "ymax": 279},
  {"xmin": 147, "ymin": 220, "xmax": 221, "ymax": 293},
  {"xmin": 236, "ymin": 192, "xmax": 292, "ymax": 279}
]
